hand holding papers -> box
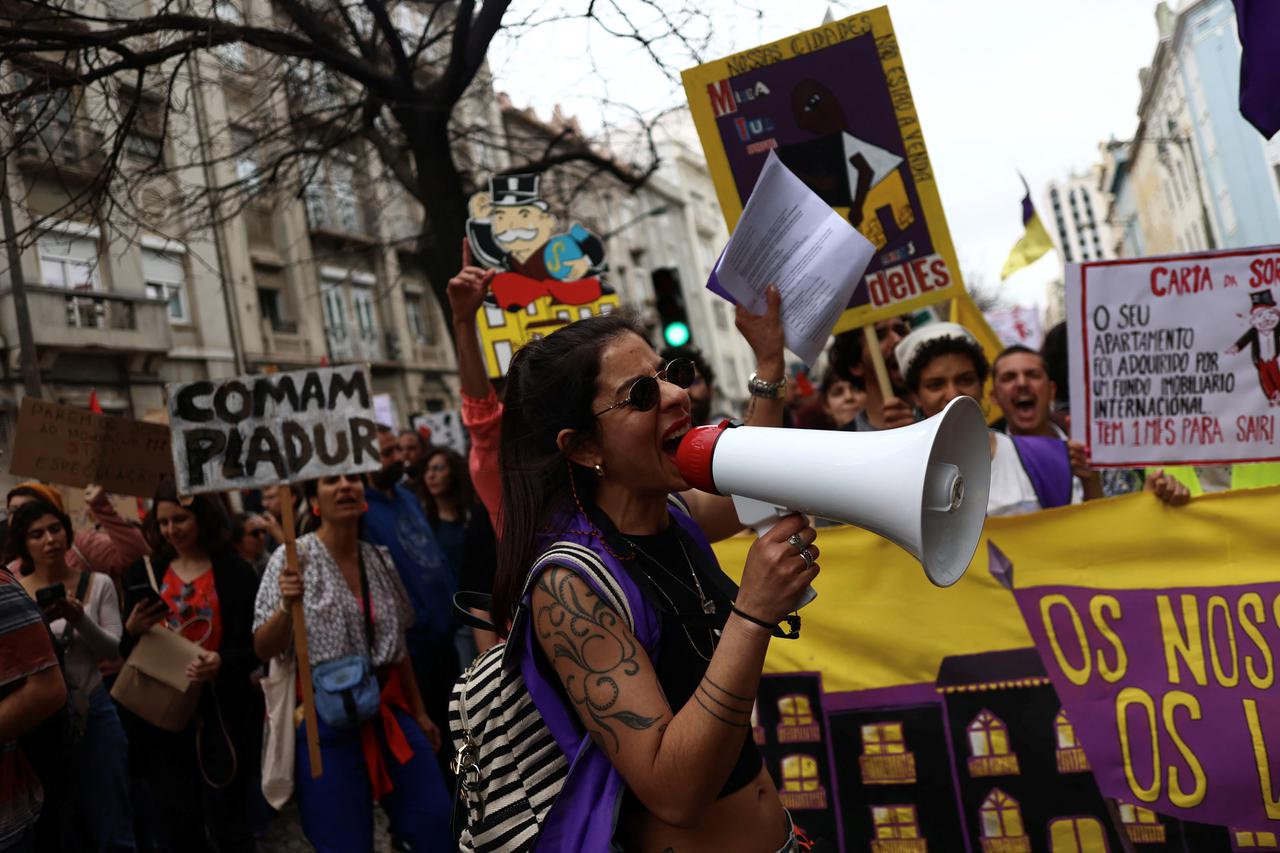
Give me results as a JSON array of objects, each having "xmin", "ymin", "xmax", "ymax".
[{"xmin": 710, "ymin": 151, "xmax": 876, "ymax": 364}]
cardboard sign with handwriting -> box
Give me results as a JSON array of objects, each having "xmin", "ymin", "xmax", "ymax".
[{"xmin": 9, "ymin": 398, "xmax": 173, "ymax": 498}]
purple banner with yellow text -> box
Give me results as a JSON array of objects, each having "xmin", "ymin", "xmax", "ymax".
[{"xmin": 1014, "ymin": 582, "xmax": 1280, "ymax": 829}]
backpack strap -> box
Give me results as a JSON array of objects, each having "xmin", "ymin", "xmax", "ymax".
[
  {"xmin": 501, "ymin": 540, "xmax": 636, "ymax": 668},
  {"xmin": 452, "ymin": 540, "xmax": 638, "ymax": 639},
  {"xmin": 526, "ymin": 542, "xmax": 635, "ymax": 633}
]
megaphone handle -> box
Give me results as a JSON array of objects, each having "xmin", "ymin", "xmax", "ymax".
[{"xmin": 731, "ymin": 496, "xmax": 818, "ymax": 611}]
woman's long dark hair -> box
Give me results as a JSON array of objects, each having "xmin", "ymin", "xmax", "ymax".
[
  {"xmin": 143, "ymin": 477, "xmax": 231, "ymax": 563},
  {"xmin": 420, "ymin": 447, "xmax": 474, "ymax": 525},
  {"xmin": 492, "ymin": 312, "xmax": 647, "ymax": 628},
  {"xmin": 4, "ymin": 500, "xmax": 74, "ymax": 575}
]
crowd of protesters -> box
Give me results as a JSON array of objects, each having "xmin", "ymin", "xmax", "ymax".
[{"xmin": 5, "ymin": 246, "xmax": 1276, "ymax": 853}]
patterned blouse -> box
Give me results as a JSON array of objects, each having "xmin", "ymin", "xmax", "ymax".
[{"xmin": 253, "ymin": 534, "xmax": 413, "ymax": 668}]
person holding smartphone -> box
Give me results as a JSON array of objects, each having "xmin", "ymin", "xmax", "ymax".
[
  {"xmin": 120, "ymin": 479, "xmax": 260, "ymax": 853},
  {"xmin": 6, "ymin": 499, "xmax": 135, "ymax": 852}
]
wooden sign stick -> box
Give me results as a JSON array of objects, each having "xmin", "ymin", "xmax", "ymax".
[
  {"xmin": 862, "ymin": 324, "xmax": 894, "ymax": 400},
  {"xmin": 280, "ymin": 495, "xmax": 322, "ymax": 778}
]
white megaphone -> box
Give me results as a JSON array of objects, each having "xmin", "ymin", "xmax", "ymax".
[{"xmin": 676, "ymin": 395, "xmax": 991, "ymax": 604}]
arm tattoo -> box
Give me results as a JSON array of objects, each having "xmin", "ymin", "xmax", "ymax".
[
  {"xmin": 535, "ymin": 568, "xmax": 663, "ymax": 753},
  {"xmin": 693, "ymin": 692, "xmax": 750, "ymax": 728},
  {"xmin": 703, "ymin": 673, "xmax": 753, "ymax": 704},
  {"xmin": 693, "ymin": 674, "xmax": 754, "ymax": 728}
]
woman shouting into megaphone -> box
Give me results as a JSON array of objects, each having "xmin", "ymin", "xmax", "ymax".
[{"xmin": 469, "ymin": 288, "xmax": 821, "ymax": 853}]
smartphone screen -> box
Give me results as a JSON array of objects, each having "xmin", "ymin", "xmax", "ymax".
[
  {"xmin": 35, "ymin": 583, "xmax": 66, "ymax": 606},
  {"xmin": 127, "ymin": 584, "xmax": 165, "ymax": 609}
]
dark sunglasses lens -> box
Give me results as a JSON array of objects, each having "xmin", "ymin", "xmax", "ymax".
[
  {"xmin": 666, "ymin": 359, "xmax": 695, "ymax": 389},
  {"xmin": 628, "ymin": 376, "xmax": 660, "ymax": 411}
]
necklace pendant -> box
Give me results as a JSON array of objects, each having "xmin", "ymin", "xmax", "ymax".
[{"xmin": 702, "ymin": 599, "xmax": 716, "ymax": 615}]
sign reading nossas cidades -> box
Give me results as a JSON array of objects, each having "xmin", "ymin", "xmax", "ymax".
[{"xmin": 167, "ymin": 365, "xmax": 381, "ymax": 494}]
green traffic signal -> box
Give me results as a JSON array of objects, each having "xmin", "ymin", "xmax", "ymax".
[{"xmin": 663, "ymin": 321, "xmax": 691, "ymax": 348}]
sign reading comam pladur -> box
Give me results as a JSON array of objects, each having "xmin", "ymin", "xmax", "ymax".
[
  {"xmin": 1066, "ymin": 246, "xmax": 1280, "ymax": 468},
  {"xmin": 167, "ymin": 365, "xmax": 381, "ymax": 494},
  {"xmin": 681, "ymin": 7, "xmax": 964, "ymax": 331}
]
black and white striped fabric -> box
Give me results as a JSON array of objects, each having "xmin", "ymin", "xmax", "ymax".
[{"xmin": 449, "ymin": 541, "xmax": 636, "ymax": 852}]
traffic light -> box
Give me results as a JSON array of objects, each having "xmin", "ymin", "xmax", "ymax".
[{"xmin": 651, "ymin": 267, "xmax": 691, "ymax": 348}]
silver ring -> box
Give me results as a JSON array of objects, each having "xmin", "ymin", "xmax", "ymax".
[
  {"xmin": 800, "ymin": 547, "xmax": 816, "ymax": 569},
  {"xmin": 787, "ymin": 533, "xmax": 805, "ymax": 552}
]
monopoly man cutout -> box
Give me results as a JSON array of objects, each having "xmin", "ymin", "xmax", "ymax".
[
  {"xmin": 1226, "ymin": 289, "xmax": 1280, "ymax": 406},
  {"xmin": 466, "ymin": 174, "xmax": 608, "ymax": 311},
  {"xmin": 465, "ymin": 173, "xmax": 619, "ymax": 378}
]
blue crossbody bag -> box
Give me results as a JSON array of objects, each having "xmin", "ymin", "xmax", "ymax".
[{"xmin": 312, "ymin": 551, "xmax": 380, "ymax": 729}]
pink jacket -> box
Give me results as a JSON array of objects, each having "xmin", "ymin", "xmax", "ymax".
[
  {"xmin": 462, "ymin": 388, "xmax": 504, "ymax": 531},
  {"xmin": 70, "ymin": 492, "xmax": 150, "ymax": 579}
]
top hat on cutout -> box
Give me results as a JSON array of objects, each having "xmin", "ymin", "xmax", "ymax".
[
  {"xmin": 1250, "ymin": 290, "xmax": 1277, "ymax": 310},
  {"xmin": 488, "ymin": 174, "xmax": 545, "ymax": 208}
]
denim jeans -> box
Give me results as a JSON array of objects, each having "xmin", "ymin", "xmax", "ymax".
[{"xmin": 294, "ymin": 705, "xmax": 452, "ymax": 853}]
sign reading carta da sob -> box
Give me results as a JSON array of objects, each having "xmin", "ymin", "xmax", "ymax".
[
  {"xmin": 167, "ymin": 365, "xmax": 381, "ymax": 494},
  {"xmin": 1015, "ymin": 581, "xmax": 1280, "ymax": 828}
]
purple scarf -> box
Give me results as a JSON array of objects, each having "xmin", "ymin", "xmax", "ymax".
[
  {"xmin": 1009, "ymin": 434, "xmax": 1073, "ymax": 509},
  {"xmin": 518, "ymin": 503, "xmax": 715, "ymax": 852}
]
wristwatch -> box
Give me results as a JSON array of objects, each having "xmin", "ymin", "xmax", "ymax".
[{"xmin": 747, "ymin": 372, "xmax": 787, "ymax": 400}]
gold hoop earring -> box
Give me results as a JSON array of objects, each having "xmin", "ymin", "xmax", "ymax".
[{"xmin": 594, "ymin": 463, "xmax": 605, "ymax": 478}]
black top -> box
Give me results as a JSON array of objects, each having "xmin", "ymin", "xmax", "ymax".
[{"xmin": 589, "ymin": 504, "xmax": 763, "ymax": 799}]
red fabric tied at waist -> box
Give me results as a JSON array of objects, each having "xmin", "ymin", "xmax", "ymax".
[
  {"xmin": 361, "ymin": 667, "xmax": 415, "ymax": 801},
  {"xmin": 296, "ymin": 665, "xmax": 416, "ymax": 801}
]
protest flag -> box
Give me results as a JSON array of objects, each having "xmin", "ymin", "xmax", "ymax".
[
  {"xmin": 88, "ymin": 389, "xmax": 103, "ymax": 414},
  {"xmin": 1000, "ymin": 177, "xmax": 1054, "ymax": 280},
  {"xmin": 1233, "ymin": 0, "xmax": 1280, "ymax": 138}
]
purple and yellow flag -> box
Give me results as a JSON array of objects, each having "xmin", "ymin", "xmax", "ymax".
[{"xmin": 1000, "ymin": 180, "xmax": 1055, "ymax": 280}]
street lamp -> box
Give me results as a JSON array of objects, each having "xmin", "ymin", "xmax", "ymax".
[{"xmin": 601, "ymin": 204, "xmax": 669, "ymax": 241}]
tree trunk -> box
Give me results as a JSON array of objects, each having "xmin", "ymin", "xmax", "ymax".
[{"xmin": 411, "ymin": 116, "xmax": 471, "ymax": 342}]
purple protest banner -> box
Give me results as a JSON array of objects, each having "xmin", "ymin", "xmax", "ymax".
[{"xmin": 1014, "ymin": 582, "xmax": 1280, "ymax": 829}]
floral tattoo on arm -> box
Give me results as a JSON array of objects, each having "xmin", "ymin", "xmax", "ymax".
[{"xmin": 534, "ymin": 567, "xmax": 663, "ymax": 754}]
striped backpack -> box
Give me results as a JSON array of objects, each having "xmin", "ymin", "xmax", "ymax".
[{"xmin": 448, "ymin": 541, "xmax": 636, "ymax": 852}]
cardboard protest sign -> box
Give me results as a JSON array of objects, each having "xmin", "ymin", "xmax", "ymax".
[
  {"xmin": 1066, "ymin": 246, "xmax": 1280, "ymax": 468},
  {"xmin": 9, "ymin": 398, "xmax": 173, "ymax": 497},
  {"xmin": 412, "ymin": 410, "xmax": 466, "ymax": 457},
  {"xmin": 986, "ymin": 304, "xmax": 1045, "ymax": 350},
  {"xmin": 681, "ymin": 8, "xmax": 964, "ymax": 331},
  {"xmin": 167, "ymin": 365, "xmax": 381, "ymax": 494},
  {"xmin": 711, "ymin": 487, "xmax": 1280, "ymax": 847},
  {"xmin": 373, "ymin": 393, "xmax": 399, "ymax": 429},
  {"xmin": 465, "ymin": 174, "xmax": 620, "ymax": 377}
]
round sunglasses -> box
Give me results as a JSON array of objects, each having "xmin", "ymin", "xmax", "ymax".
[{"xmin": 593, "ymin": 358, "xmax": 697, "ymax": 417}]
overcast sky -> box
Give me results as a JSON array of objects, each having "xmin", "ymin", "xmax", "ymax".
[{"xmin": 488, "ymin": 1, "xmax": 1166, "ymax": 310}]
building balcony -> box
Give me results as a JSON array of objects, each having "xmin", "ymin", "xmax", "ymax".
[
  {"xmin": 778, "ymin": 788, "xmax": 828, "ymax": 811},
  {"xmin": 968, "ymin": 753, "xmax": 1020, "ymax": 778},
  {"xmin": 257, "ymin": 317, "xmax": 313, "ymax": 364},
  {"xmin": 980, "ymin": 837, "xmax": 1030, "ymax": 853},
  {"xmin": 777, "ymin": 722, "xmax": 822, "ymax": 744},
  {"xmin": 0, "ymin": 286, "xmax": 173, "ymax": 355},
  {"xmin": 860, "ymin": 753, "xmax": 917, "ymax": 785},
  {"xmin": 871, "ymin": 840, "xmax": 927, "ymax": 853},
  {"xmin": 1056, "ymin": 747, "xmax": 1091, "ymax": 774},
  {"xmin": 15, "ymin": 124, "xmax": 107, "ymax": 184},
  {"xmin": 1125, "ymin": 824, "xmax": 1166, "ymax": 844}
]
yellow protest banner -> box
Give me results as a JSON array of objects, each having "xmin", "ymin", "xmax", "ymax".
[
  {"xmin": 713, "ymin": 488, "xmax": 1280, "ymax": 847},
  {"xmin": 682, "ymin": 8, "xmax": 964, "ymax": 331}
]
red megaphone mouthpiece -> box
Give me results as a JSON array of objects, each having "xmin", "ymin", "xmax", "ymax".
[{"xmin": 675, "ymin": 420, "xmax": 734, "ymax": 494}]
